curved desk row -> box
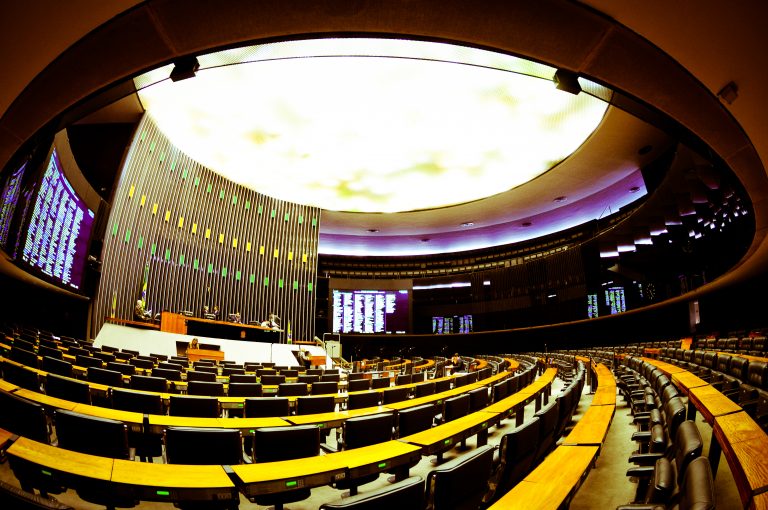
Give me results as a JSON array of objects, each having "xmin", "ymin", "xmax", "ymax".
[{"xmin": 642, "ymin": 356, "xmax": 768, "ymax": 509}]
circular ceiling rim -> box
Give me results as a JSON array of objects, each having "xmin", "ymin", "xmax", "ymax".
[{"xmin": 0, "ymin": 0, "xmax": 765, "ymax": 286}]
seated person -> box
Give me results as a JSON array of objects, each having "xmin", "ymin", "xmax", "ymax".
[
  {"xmin": 298, "ymin": 348, "xmax": 312, "ymax": 368},
  {"xmin": 134, "ymin": 299, "xmax": 152, "ymax": 321},
  {"xmin": 260, "ymin": 313, "xmax": 280, "ymax": 330},
  {"xmin": 186, "ymin": 338, "xmax": 200, "ymax": 354},
  {"xmin": 450, "ymin": 353, "xmax": 465, "ymax": 372}
]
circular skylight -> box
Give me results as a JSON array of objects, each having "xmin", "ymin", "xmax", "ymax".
[{"xmin": 137, "ymin": 39, "xmax": 609, "ymax": 213}]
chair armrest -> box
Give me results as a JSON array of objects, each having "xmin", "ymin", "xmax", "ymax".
[
  {"xmin": 628, "ymin": 452, "xmax": 664, "ymax": 466},
  {"xmin": 616, "ymin": 505, "xmax": 665, "ymax": 510},
  {"xmin": 631, "ymin": 431, "xmax": 651, "ymax": 442},
  {"xmin": 626, "ymin": 465, "xmax": 656, "ymax": 478}
]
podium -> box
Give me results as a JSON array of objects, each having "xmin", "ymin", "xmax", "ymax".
[
  {"xmin": 187, "ymin": 348, "xmax": 225, "ymax": 363},
  {"xmin": 310, "ymin": 355, "xmax": 326, "ymax": 368}
]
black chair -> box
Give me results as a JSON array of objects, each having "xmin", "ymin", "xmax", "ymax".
[
  {"xmin": 38, "ymin": 345, "xmax": 63, "ymax": 360},
  {"xmin": 169, "ymin": 395, "xmax": 220, "ymax": 417},
  {"xmin": 397, "ymin": 403, "xmax": 436, "ymax": 437},
  {"xmin": 319, "ymin": 476, "xmax": 425, "ymax": 510},
  {"xmin": 348, "ymin": 379, "xmax": 371, "ymax": 392},
  {"xmin": 229, "ymin": 373, "xmax": 257, "ymax": 383},
  {"xmin": 107, "ymin": 361, "xmax": 136, "ymax": 376},
  {"xmin": 128, "ymin": 357, "xmax": 154, "ymax": 370},
  {"xmin": 0, "ymin": 479, "xmax": 75, "ymax": 510},
  {"xmin": 468, "ymin": 387, "xmax": 490, "ymax": 412},
  {"xmin": 88, "ymin": 367, "xmax": 123, "ymax": 387},
  {"xmin": 332, "ymin": 413, "xmax": 396, "ymax": 495},
  {"xmin": 321, "ymin": 373, "xmax": 341, "ymax": 382},
  {"xmin": 244, "ymin": 362, "xmax": 262, "ymax": 372},
  {"xmin": 159, "ymin": 361, "xmax": 184, "ymax": 372},
  {"xmin": 414, "ymin": 381, "xmax": 435, "ymax": 397},
  {"xmin": 486, "ymin": 416, "xmax": 541, "ymax": 501},
  {"xmin": 66, "ymin": 346, "xmax": 89, "ymax": 358},
  {"xmin": 382, "ymin": 386, "xmax": 410, "ymax": 404},
  {"xmin": 280, "ymin": 369, "xmax": 299, "ymax": 378},
  {"xmin": 41, "ymin": 356, "xmax": 73, "ymax": 378},
  {"xmin": 347, "ymin": 391, "xmax": 380, "ymax": 410},
  {"xmin": 2, "ymin": 361, "xmax": 41, "ymax": 391},
  {"xmin": 297, "ymin": 374, "xmax": 320, "ymax": 384},
  {"xmin": 110, "ymin": 387, "xmax": 164, "ymax": 460},
  {"xmin": 130, "ymin": 374, "xmax": 168, "ymax": 392},
  {"xmin": 93, "ymin": 351, "xmax": 116, "ymax": 364},
  {"xmin": 532, "ymin": 399, "xmax": 560, "ymax": 463},
  {"xmin": 296, "ymin": 395, "xmax": 336, "ymax": 415},
  {"xmin": 13, "ymin": 338, "xmax": 36, "ymax": 352},
  {"xmin": 312, "ymin": 381, "xmax": 339, "ymax": 395},
  {"xmin": 10, "ymin": 347, "xmax": 40, "ymax": 369},
  {"xmin": 195, "ymin": 365, "xmax": 219, "ymax": 375},
  {"xmin": 371, "ymin": 378, "xmax": 390, "ymax": 389},
  {"xmin": 425, "ymin": 445, "xmax": 494, "ymax": 510},
  {"xmin": 122, "ymin": 349, "xmax": 140, "ymax": 356},
  {"xmin": 250, "ymin": 425, "xmax": 320, "ymax": 510},
  {"xmin": 434, "ymin": 379, "xmax": 451, "ymax": 392},
  {"xmin": 278, "ymin": 382, "xmax": 308, "ymax": 396},
  {"xmin": 492, "ymin": 380, "xmax": 509, "ymax": 402},
  {"xmin": 245, "ymin": 397, "xmax": 290, "ymax": 417},
  {"xmin": 396, "ymin": 374, "xmax": 412, "ymax": 386},
  {"xmin": 261, "ymin": 374, "xmax": 286, "ymax": 385},
  {"xmin": 186, "ymin": 369, "xmax": 217, "ymax": 382},
  {"xmin": 228, "ymin": 382, "xmax": 263, "ymax": 397},
  {"xmin": 187, "ymin": 380, "xmax": 225, "ymax": 396},
  {"xmin": 437, "ymin": 394, "xmax": 470, "ymax": 425},
  {"xmin": 0, "ymin": 391, "xmax": 49, "ymax": 443},
  {"xmin": 151, "ymin": 367, "xmax": 182, "ymax": 381},
  {"xmin": 222, "ymin": 366, "xmax": 245, "ymax": 377},
  {"xmin": 75, "ymin": 354, "xmax": 101, "ymax": 369},
  {"xmin": 45, "ymin": 374, "xmax": 91, "ymax": 404}
]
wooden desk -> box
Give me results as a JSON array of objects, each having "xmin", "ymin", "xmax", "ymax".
[
  {"xmin": 187, "ymin": 348, "xmax": 224, "ymax": 363},
  {"xmin": 309, "ymin": 355, "xmax": 326, "ymax": 367},
  {"xmin": 399, "ymin": 411, "xmax": 500, "ymax": 459},
  {"xmin": 14, "ymin": 388, "xmax": 80, "ymax": 411},
  {"xmin": 71, "ymin": 403, "xmax": 144, "ymax": 431},
  {"xmin": 147, "ymin": 415, "xmax": 288, "ymax": 434},
  {"xmin": 7, "ymin": 436, "xmax": 114, "ymax": 482},
  {"xmin": 111, "ymin": 459, "xmax": 238, "ymax": 503},
  {"xmin": 641, "ymin": 358, "xmax": 686, "ymax": 374},
  {"xmin": 687, "ymin": 385, "xmax": 742, "ymax": 425},
  {"xmin": 489, "ymin": 445, "xmax": 598, "ymax": 509},
  {"xmin": 562, "ymin": 404, "xmax": 615, "ymax": 446},
  {"xmin": 0, "ymin": 379, "xmax": 19, "ymax": 392},
  {"xmin": 713, "ymin": 411, "xmax": 768, "ymax": 508},
  {"xmin": 105, "ymin": 317, "xmax": 160, "ymax": 330},
  {"xmin": 670, "ymin": 371, "xmax": 708, "ymax": 395},
  {"xmin": 232, "ymin": 440, "xmax": 421, "ymax": 499},
  {"xmin": 285, "ymin": 407, "xmax": 388, "ymax": 430}
]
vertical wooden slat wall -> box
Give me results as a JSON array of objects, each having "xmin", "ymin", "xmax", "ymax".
[{"xmin": 92, "ymin": 115, "xmax": 320, "ymax": 341}]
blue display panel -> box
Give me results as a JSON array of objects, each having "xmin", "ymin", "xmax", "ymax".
[
  {"xmin": 587, "ymin": 293, "xmax": 599, "ymax": 318},
  {"xmin": 604, "ymin": 286, "xmax": 626, "ymax": 314},
  {"xmin": 332, "ymin": 289, "xmax": 409, "ymax": 334},
  {"xmin": 20, "ymin": 148, "xmax": 95, "ymax": 291},
  {"xmin": 432, "ymin": 314, "xmax": 473, "ymax": 334},
  {"xmin": 0, "ymin": 161, "xmax": 26, "ymax": 248}
]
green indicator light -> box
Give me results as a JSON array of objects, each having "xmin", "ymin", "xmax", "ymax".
[
  {"xmin": 41, "ymin": 470, "xmax": 52, "ymax": 476},
  {"xmin": 156, "ymin": 490, "xmax": 170, "ymax": 497},
  {"xmin": 286, "ymin": 481, "xmax": 298, "ymax": 488},
  {"xmin": 377, "ymin": 462, "xmax": 387, "ymax": 468},
  {"xmin": 249, "ymin": 429, "xmax": 255, "ymax": 434},
  {"xmin": 444, "ymin": 439, "xmax": 452, "ymax": 445},
  {"xmin": 482, "ymin": 422, "xmax": 487, "ymax": 428},
  {"xmin": 238, "ymin": 404, "xmax": 244, "ymax": 408},
  {"xmin": 317, "ymin": 423, "xmax": 325, "ymax": 428}
]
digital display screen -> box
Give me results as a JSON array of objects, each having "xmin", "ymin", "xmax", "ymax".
[
  {"xmin": 0, "ymin": 161, "xmax": 26, "ymax": 248},
  {"xmin": 432, "ymin": 315, "xmax": 473, "ymax": 334},
  {"xmin": 605, "ymin": 286, "xmax": 626, "ymax": 315},
  {"xmin": 20, "ymin": 148, "xmax": 95, "ymax": 291},
  {"xmin": 587, "ymin": 293, "xmax": 599, "ymax": 318},
  {"xmin": 331, "ymin": 289, "xmax": 409, "ymax": 333}
]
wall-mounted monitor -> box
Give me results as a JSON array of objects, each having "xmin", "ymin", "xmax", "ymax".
[
  {"xmin": 0, "ymin": 161, "xmax": 26, "ymax": 249},
  {"xmin": 19, "ymin": 148, "xmax": 95, "ymax": 292},
  {"xmin": 587, "ymin": 293, "xmax": 599, "ymax": 318},
  {"xmin": 604, "ymin": 286, "xmax": 626, "ymax": 314},
  {"xmin": 330, "ymin": 279, "xmax": 411, "ymax": 334},
  {"xmin": 432, "ymin": 314, "xmax": 473, "ymax": 334}
]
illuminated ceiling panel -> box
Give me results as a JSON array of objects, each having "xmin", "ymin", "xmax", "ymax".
[{"xmin": 137, "ymin": 39, "xmax": 609, "ymax": 213}]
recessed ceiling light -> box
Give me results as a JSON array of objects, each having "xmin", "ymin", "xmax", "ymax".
[
  {"xmin": 521, "ymin": 221, "xmax": 532, "ymax": 227},
  {"xmin": 367, "ymin": 228, "xmax": 379, "ymax": 233},
  {"xmin": 461, "ymin": 222, "xmax": 475, "ymax": 227},
  {"xmin": 629, "ymin": 186, "xmax": 641, "ymax": 193},
  {"xmin": 421, "ymin": 238, "xmax": 430, "ymax": 242},
  {"xmin": 553, "ymin": 196, "xmax": 567, "ymax": 203}
]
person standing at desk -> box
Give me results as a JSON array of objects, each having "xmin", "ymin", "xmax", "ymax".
[
  {"xmin": 212, "ymin": 305, "xmax": 220, "ymax": 320},
  {"xmin": 186, "ymin": 338, "xmax": 200, "ymax": 355},
  {"xmin": 298, "ymin": 348, "xmax": 312, "ymax": 369},
  {"xmin": 134, "ymin": 299, "xmax": 152, "ymax": 321}
]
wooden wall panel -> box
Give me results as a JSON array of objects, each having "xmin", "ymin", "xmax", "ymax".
[{"xmin": 92, "ymin": 115, "xmax": 320, "ymax": 341}]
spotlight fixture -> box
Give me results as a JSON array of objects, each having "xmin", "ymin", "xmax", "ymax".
[
  {"xmin": 553, "ymin": 196, "xmax": 567, "ymax": 203},
  {"xmin": 521, "ymin": 221, "xmax": 532, "ymax": 227},
  {"xmin": 366, "ymin": 228, "xmax": 379, "ymax": 233},
  {"xmin": 553, "ymin": 69, "xmax": 582, "ymax": 95},
  {"xmin": 420, "ymin": 238, "xmax": 430, "ymax": 243},
  {"xmin": 629, "ymin": 186, "xmax": 641, "ymax": 193},
  {"xmin": 170, "ymin": 56, "xmax": 200, "ymax": 82},
  {"xmin": 461, "ymin": 222, "xmax": 474, "ymax": 227},
  {"xmin": 717, "ymin": 81, "xmax": 738, "ymax": 105}
]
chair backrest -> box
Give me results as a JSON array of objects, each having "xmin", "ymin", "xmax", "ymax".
[
  {"xmin": 253, "ymin": 425, "xmax": 320, "ymax": 462},
  {"xmin": 278, "ymin": 382, "xmax": 308, "ymax": 396},
  {"xmin": 67, "ymin": 346, "xmax": 89, "ymax": 358},
  {"xmin": 54, "ymin": 409, "xmax": 129, "ymax": 459},
  {"xmin": 747, "ymin": 361, "xmax": 768, "ymax": 389},
  {"xmin": 165, "ymin": 427, "xmax": 242, "ymax": 465},
  {"xmin": 186, "ymin": 370, "xmax": 216, "ymax": 382},
  {"xmin": 195, "ymin": 365, "xmax": 218, "ymax": 375},
  {"xmin": 261, "ymin": 374, "xmax": 286, "ymax": 385},
  {"xmin": 2, "ymin": 361, "xmax": 41, "ymax": 391},
  {"xmin": 426, "ymin": 445, "xmax": 494, "ymax": 510},
  {"xmin": 151, "ymin": 367, "xmax": 182, "ymax": 381},
  {"xmin": 187, "ymin": 380, "xmax": 225, "ymax": 396},
  {"xmin": 298, "ymin": 374, "xmax": 320, "ymax": 384},
  {"xmin": 492, "ymin": 381, "xmax": 508, "ymax": 402},
  {"xmin": 533, "ymin": 399, "xmax": 560, "ymax": 461},
  {"xmin": 42, "ymin": 356, "xmax": 73, "ymax": 378},
  {"xmin": 229, "ymin": 373, "xmax": 257, "ymax": 383},
  {"xmin": 414, "ymin": 382, "xmax": 435, "ymax": 398},
  {"xmin": 169, "ymin": 395, "xmax": 220, "ymax": 417},
  {"xmin": 0, "ymin": 391, "xmax": 49, "ymax": 443},
  {"xmin": 93, "ymin": 351, "xmax": 116, "ymax": 364},
  {"xmin": 371, "ymin": 378, "xmax": 390, "ymax": 389},
  {"xmin": 128, "ymin": 357, "xmax": 154, "ymax": 370},
  {"xmin": 88, "ymin": 367, "xmax": 124, "ymax": 387},
  {"xmin": 729, "ymin": 356, "xmax": 749, "ymax": 380},
  {"xmin": 228, "ymin": 382, "xmax": 263, "ymax": 397},
  {"xmin": 343, "ymin": 412, "xmax": 394, "ymax": 449},
  {"xmin": 38, "ymin": 345, "xmax": 63, "ymax": 360},
  {"xmin": 321, "ymin": 373, "xmax": 341, "ymax": 382},
  {"xmin": 45, "ymin": 373, "xmax": 91, "ymax": 404},
  {"xmin": 397, "ymin": 404, "xmax": 435, "ymax": 437},
  {"xmin": 312, "ymin": 381, "xmax": 338, "ymax": 395},
  {"xmin": 347, "ymin": 391, "xmax": 380, "ymax": 410},
  {"xmin": 496, "ymin": 416, "xmax": 541, "ymax": 492},
  {"xmin": 674, "ymin": 420, "xmax": 704, "ymax": 483},
  {"xmin": 663, "ymin": 396, "xmax": 687, "ymax": 440},
  {"xmin": 296, "ymin": 395, "xmax": 336, "ymax": 415},
  {"xmin": 280, "ymin": 369, "xmax": 299, "ymax": 378},
  {"xmin": 453, "ymin": 374, "xmax": 470, "ymax": 388},
  {"xmin": 318, "ymin": 476, "xmax": 425, "ymax": 510},
  {"xmin": 106, "ymin": 361, "xmax": 135, "ymax": 376},
  {"xmin": 396, "ymin": 374, "xmax": 412, "ymax": 386},
  {"xmin": 245, "ymin": 397, "xmax": 290, "ymax": 417},
  {"xmin": 468, "ymin": 387, "xmax": 490, "ymax": 412},
  {"xmin": 122, "ymin": 349, "xmax": 140, "ymax": 356},
  {"xmin": 74, "ymin": 354, "xmax": 101, "ymax": 369},
  {"xmin": 10, "ymin": 347, "xmax": 39, "ymax": 369},
  {"xmin": 677, "ymin": 457, "xmax": 715, "ymax": 509},
  {"xmin": 434, "ymin": 379, "xmax": 451, "ymax": 392},
  {"xmin": 112, "ymin": 351, "xmax": 132, "ymax": 362},
  {"xmin": 222, "ymin": 367, "xmax": 245, "ymax": 376},
  {"xmin": 382, "ymin": 386, "xmax": 410, "ymax": 404},
  {"xmin": 130, "ymin": 374, "xmax": 168, "ymax": 392},
  {"xmin": 443, "ymin": 394, "xmax": 471, "ymax": 423},
  {"xmin": 111, "ymin": 387, "xmax": 164, "ymax": 414},
  {"xmin": 307, "ymin": 368, "xmax": 325, "ymax": 377},
  {"xmin": 348, "ymin": 379, "xmax": 371, "ymax": 392},
  {"xmin": 506, "ymin": 376, "xmax": 519, "ymax": 394},
  {"xmin": 716, "ymin": 354, "xmax": 732, "ymax": 374}
]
